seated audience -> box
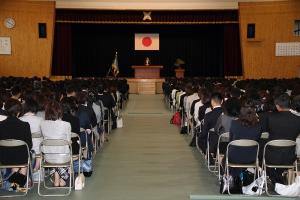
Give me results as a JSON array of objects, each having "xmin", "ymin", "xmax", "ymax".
[
  {"xmin": 266, "ymin": 93, "xmax": 300, "ymax": 184},
  {"xmin": 197, "ymin": 92, "xmax": 223, "ymax": 153},
  {"xmin": 224, "ymin": 99, "xmax": 262, "ymax": 177},
  {"xmin": 0, "ymin": 99, "xmax": 32, "ymax": 178},
  {"xmin": 40, "ymin": 100, "xmax": 71, "ymax": 187},
  {"xmin": 19, "ymin": 99, "xmax": 44, "ymax": 170}
]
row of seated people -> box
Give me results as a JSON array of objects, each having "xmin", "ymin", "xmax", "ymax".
[
  {"xmin": 164, "ymin": 77, "xmax": 300, "ymax": 194},
  {"xmin": 0, "ymin": 77, "xmax": 128, "ymax": 195}
]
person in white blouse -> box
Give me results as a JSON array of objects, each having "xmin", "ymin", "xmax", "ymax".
[
  {"xmin": 40, "ymin": 100, "xmax": 71, "ymax": 187},
  {"xmin": 19, "ymin": 99, "xmax": 44, "ymax": 170}
]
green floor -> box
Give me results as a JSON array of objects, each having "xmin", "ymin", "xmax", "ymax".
[{"xmin": 2, "ymin": 95, "xmax": 291, "ymax": 199}]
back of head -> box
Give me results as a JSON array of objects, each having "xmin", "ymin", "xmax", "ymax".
[
  {"xmin": 4, "ymin": 98, "xmax": 22, "ymax": 117},
  {"xmin": 76, "ymin": 91, "xmax": 88, "ymax": 105},
  {"xmin": 211, "ymin": 92, "xmax": 223, "ymax": 106},
  {"xmin": 60, "ymin": 97, "xmax": 78, "ymax": 115},
  {"xmin": 23, "ymin": 98, "xmax": 38, "ymax": 114},
  {"xmin": 239, "ymin": 99, "xmax": 259, "ymax": 127},
  {"xmin": 230, "ymin": 87, "xmax": 241, "ymax": 98},
  {"xmin": 274, "ymin": 93, "xmax": 290, "ymax": 110},
  {"xmin": 223, "ymin": 97, "xmax": 241, "ymax": 117},
  {"xmin": 45, "ymin": 100, "xmax": 63, "ymax": 121},
  {"xmin": 11, "ymin": 86, "xmax": 21, "ymax": 97}
]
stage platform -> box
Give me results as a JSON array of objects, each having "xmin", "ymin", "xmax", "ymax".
[{"xmin": 127, "ymin": 78, "xmax": 164, "ymax": 94}]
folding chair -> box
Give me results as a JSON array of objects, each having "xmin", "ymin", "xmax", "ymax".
[
  {"xmin": 79, "ymin": 128, "xmax": 92, "ymax": 160},
  {"xmin": 217, "ymin": 132, "xmax": 230, "ymax": 180},
  {"xmin": 225, "ymin": 139, "xmax": 260, "ymax": 195},
  {"xmin": 71, "ymin": 132, "xmax": 82, "ymax": 184},
  {"xmin": 195, "ymin": 119, "xmax": 205, "ymax": 157},
  {"xmin": 262, "ymin": 140, "xmax": 298, "ymax": 196},
  {"xmin": 206, "ymin": 128, "xmax": 218, "ymax": 173},
  {"xmin": 38, "ymin": 139, "xmax": 73, "ymax": 196},
  {"xmin": 0, "ymin": 139, "xmax": 32, "ymax": 197},
  {"xmin": 103, "ymin": 107, "xmax": 111, "ymax": 135}
]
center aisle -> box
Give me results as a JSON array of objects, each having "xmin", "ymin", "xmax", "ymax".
[
  {"xmin": 89, "ymin": 94, "xmax": 219, "ymax": 199},
  {"xmin": 28, "ymin": 94, "xmax": 219, "ymax": 199}
]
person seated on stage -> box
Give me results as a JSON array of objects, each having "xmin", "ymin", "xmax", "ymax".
[
  {"xmin": 266, "ymin": 93, "xmax": 300, "ymax": 184},
  {"xmin": 197, "ymin": 92, "xmax": 223, "ymax": 154},
  {"xmin": 0, "ymin": 98, "xmax": 32, "ymax": 184}
]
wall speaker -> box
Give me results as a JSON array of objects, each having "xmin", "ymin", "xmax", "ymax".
[
  {"xmin": 247, "ymin": 24, "xmax": 255, "ymax": 39},
  {"xmin": 38, "ymin": 23, "xmax": 47, "ymax": 38}
]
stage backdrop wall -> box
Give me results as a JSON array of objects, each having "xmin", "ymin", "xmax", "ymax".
[{"xmin": 52, "ymin": 23, "xmax": 242, "ymax": 77}]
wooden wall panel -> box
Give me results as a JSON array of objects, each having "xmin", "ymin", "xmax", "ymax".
[
  {"xmin": 0, "ymin": 1, "xmax": 55, "ymax": 77},
  {"xmin": 239, "ymin": 1, "xmax": 300, "ymax": 79}
]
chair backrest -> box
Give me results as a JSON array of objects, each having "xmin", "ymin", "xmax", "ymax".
[
  {"xmin": 226, "ymin": 139, "xmax": 259, "ymax": 164},
  {"xmin": 228, "ymin": 139, "xmax": 258, "ymax": 147},
  {"xmin": 32, "ymin": 131, "xmax": 43, "ymax": 139},
  {"xmin": 263, "ymin": 139, "xmax": 297, "ymax": 165},
  {"xmin": 265, "ymin": 139, "xmax": 296, "ymax": 148},
  {"xmin": 0, "ymin": 139, "xmax": 28, "ymax": 147},
  {"xmin": 0, "ymin": 139, "xmax": 30, "ymax": 165},
  {"xmin": 40, "ymin": 139, "xmax": 72, "ymax": 164}
]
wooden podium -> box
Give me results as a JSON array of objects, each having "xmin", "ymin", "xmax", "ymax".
[
  {"xmin": 130, "ymin": 65, "xmax": 163, "ymax": 94},
  {"xmin": 132, "ymin": 65, "xmax": 163, "ymax": 79}
]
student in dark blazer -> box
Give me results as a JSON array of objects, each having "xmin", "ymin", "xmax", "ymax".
[
  {"xmin": 225, "ymin": 99, "xmax": 262, "ymax": 177},
  {"xmin": 61, "ymin": 97, "xmax": 81, "ymax": 155},
  {"xmin": 0, "ymin": 98, "xmax": 32, "ymax": 176},
  {"xmin": 266, "ymin": 94, "xmax": 300, "ymax": 184},
  {"xmin": 198, "ymin": 92, "xmax": 223, "ymax": 153}
]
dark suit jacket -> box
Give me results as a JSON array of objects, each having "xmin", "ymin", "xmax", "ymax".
[
  {"xmin": 267, "ymin": 111, "xmax": 300, "ymax": 141},
  {"xmin": 198, "ymin": 103, "xmax": 211, "ymax": 122},
  {"xmin": 266, "ymin": 111, "xmax": 300, "ymax": 165},
  {"xmin": 97, "ymin": 92, "xmax": 116, "ymax": 110},
  {"xmin": 0, "ymin": 116, "xmax": 32, "ymax": 165},
  {"xmin": 76, "ymin": 105, "xmax": 97, "ymax": 129},
  {"xmin": 228, "ymin": 120, "xmax": 262, "ymax": 164},
  {"xmin": 198, "ymin": 107, "xmax": 223, "ymax": 153},
  {"xmin": 62, "ymin": 114, "xmax": 80, "ymax": 134},
  {"xmin": 62, "ymin": 114, "xmax": 81, "ymax": 154}
]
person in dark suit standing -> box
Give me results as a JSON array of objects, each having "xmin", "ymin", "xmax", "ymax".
[
  {"xmin": 266, "ymin": 93, "xmax": 300, "ymax": 184},
  {"xmin": 198, "ymin": 92, "xmax": 223, "ymax": 153},
  {"xmin": 0, "ymin": 98, "xmax": 32, "ymax": 176}
]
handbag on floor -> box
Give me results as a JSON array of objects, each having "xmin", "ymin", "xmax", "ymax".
[
  {"xmin": 170, "ymin": 111, "xmax": 181, "ymax": 126},
  {"xmin": 117, "ymin": 117, "xmax": 123, "ymax": 128},
  {"xmin": 220, "ymin": 175, "xmax": 242, "ymax": 194},
  {"xmin": 275, "ymin": 176, "xmax": 300, "ymax": 197},
  {"xmin": 242, "ymin": 176, "xmax": 265, "ymax": 195},
  {"xmin": 75, "ymin": 173, "xmax": 85, "ymax": 190}
]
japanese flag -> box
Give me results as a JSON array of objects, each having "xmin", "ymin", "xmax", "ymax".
[{"xmin": 135, "ymin": 33, "xmax": 159, "ymax": 51}]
